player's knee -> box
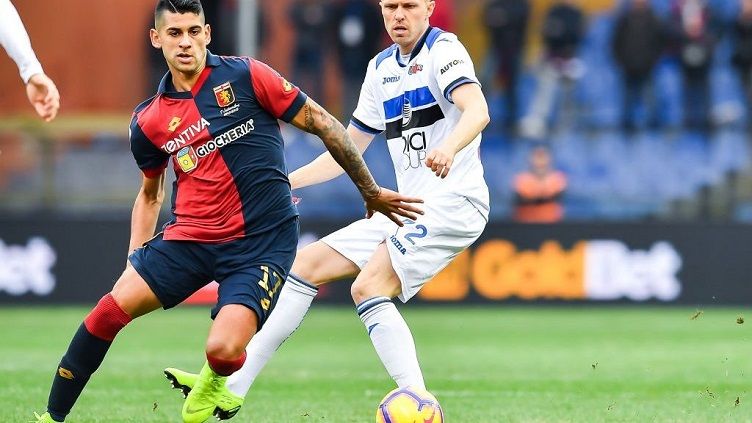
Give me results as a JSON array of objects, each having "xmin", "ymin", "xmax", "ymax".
[
  {"xmin": 205, "ymin": 337, "xmax": 246, "ymax": 361},
  {"xmin": 290, "ymin": 242, "xmax": 343, "ymax": 285},
  {"xmin": 351, "ymin": 279, "xmax": 382, "ymax": 304},
  {"xmin": 290, "ymin": 263, "xmax": 311, "ymax": 282},
  {"xmin": 83, "ymin": 293, "xmax": 133, "ymax": 341},
  {"xmin": 290, "ymin": 260, "xmax": 320, "ymax": 284},
  {"xmin": 351, "ymin": 277, "xmax": 401, "ymax": 304}
]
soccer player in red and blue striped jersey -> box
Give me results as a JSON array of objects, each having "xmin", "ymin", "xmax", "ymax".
[{"xmin": 32, "ymin": 1, "xmax": 422, "ymax": 422}]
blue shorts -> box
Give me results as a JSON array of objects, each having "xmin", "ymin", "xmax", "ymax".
[{"xmin": 128, "ymin": 217, "xmax": 298, "ymax": 328}]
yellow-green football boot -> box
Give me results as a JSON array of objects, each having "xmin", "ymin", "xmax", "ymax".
[
  {"xmin": 165, "ymin": 367, "xmax": 199, "ymax": 399},
  {"xmin": 173, "ymin": 363, "xmax": 244, "ymax": 422},
  {"xmin": 31, "ymin": 412, "xmax": 57, "ymax": 423}
]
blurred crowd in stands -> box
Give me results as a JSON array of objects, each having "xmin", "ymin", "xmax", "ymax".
[
  {"xmin": 223, "ymin": 0, "xmax": 752, "ymax": 137},
  {"xmin": 478, "ymin": 0, "xmax": 752, "ymax": 139},
  {"xmin": 3, "ymin": 0, "xmax": 752, "ymax": 223}
]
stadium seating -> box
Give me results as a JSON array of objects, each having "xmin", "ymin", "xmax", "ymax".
[
  {"xmin": 279, "ymin": 8, "xmax": 752, "ymax": 221},
  {"xmin": 1, "ymin": 5, "xmax": 750, "ymax": 223}
]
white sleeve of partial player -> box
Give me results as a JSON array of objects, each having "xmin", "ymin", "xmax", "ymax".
[
  {"xmin": 432, "ymin": 35, "xmax": 479, "ymax": 103},
  {"xmin": 350, "ymin": 59, "xmax": 385, "ymax": 134},
  {"xmin": 0, "ymin": 0, "xmax": 43, "ymax": 83}
]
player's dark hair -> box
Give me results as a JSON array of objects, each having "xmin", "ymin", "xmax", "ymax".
[{"xmin": 155, "ymin": 0, "xmax": 204, "ymax": 23}]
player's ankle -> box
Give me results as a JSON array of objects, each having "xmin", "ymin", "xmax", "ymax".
[{"xmin": 206, "ymin": 351, "xmax": 247, "ymax": 376}]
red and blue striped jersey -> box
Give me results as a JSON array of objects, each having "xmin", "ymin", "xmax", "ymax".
[{"xmin": 129, "ymin": 52, "xmax": 306, "ymax": 243}]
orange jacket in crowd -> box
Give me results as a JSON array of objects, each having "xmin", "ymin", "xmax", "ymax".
[{"xmin": 513, "ymin": 169, "xmax": 567, "ymax": 223}]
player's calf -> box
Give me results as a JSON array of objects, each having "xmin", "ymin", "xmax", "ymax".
[
  {"xmin": 44, "ymin": 293, "xmax": 132, "ymax": 421},
  {"xmin": 356, "ymin": 296, "xmax": 425, "ymax": 390}
]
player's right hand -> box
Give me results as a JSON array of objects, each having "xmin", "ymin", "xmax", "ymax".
[
  {"xmin": 364, "ymin": 187, "xmax": 424, "ymax": 226},
  {"xmin": 26, "ymin": 73, "xmax": 60, "ymax": 122}
]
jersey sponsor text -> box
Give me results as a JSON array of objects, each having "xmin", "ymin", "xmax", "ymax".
[
  {"xmin": 162, "ymin": 117, "xmax": 211, "ymax": 154},
  {"xmin": 196, "ymin": 118, "xmax": 255, "ymax": 157},
  {"xmin": 440, "ymin": 59, "xmax": 465, "ymax": 75}
]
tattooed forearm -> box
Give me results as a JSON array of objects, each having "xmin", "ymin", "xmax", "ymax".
[
  {"xmin": 307, "ymin": 102, "xmax": 380, "ymax": 198},
  {"xmin": 303, "ymin": 103, "xmax": 314, "ymax": 133}
]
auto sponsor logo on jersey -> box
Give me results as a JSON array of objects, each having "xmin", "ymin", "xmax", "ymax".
[
  {"xmin": 440, "ymin": 59, "xmax": 465, "ymax": 75},
  {"xmin": 213, "ymin": 82, "xmax": 236, "ymax": 108},
  {"xmin": 176, "ymin": 146, "xmax": 198, "ymax": 173},
  {"xmin": 167, "ymin": 116, "xmax": 182, "ymax": 132}
]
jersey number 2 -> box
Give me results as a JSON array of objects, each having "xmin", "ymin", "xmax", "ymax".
[{"xmin": 404, "ymin": 224, "xmax": 428, "ymax": 245}]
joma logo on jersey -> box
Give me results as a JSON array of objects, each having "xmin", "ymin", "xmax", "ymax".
[
  {"xmin": 213, "ymin": 82, "xmax": 236, "ymax": 107},
  {"xmin": 176, "ymin": 146, "xmax": 198, "ymax": 173},
  {"xmin": 383, "ymin": 76, "xmax": 400, "ymax": 85},
  {"xmin": 408, "ymin": 63, "xmax": 423, "ymax": 75},
  {"xmin": 167, "ymin": 117, "xmax": 182, "ymax": 132},
  {"xmin": 440, "ymin": 59, "xmax": 465, "ymax": 75},
  {"xmin": 389, "ymin": 235, "xmax": 407, "ymax": 255},
  {"xmin": 195, "ymin": 118, "xmax": 255, "ymax": 157},
  {"xmin": 162, "ymin": 118, "xmax": 210, "ymax": 154}
]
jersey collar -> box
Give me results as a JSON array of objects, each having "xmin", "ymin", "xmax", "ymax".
[
  {"xmin": 394, "ymin": 26, "xmax": 433, "ymax": 67},
  {"xmin": 157, "ymin": 51, "xmax": 220, "ymax": 98}
]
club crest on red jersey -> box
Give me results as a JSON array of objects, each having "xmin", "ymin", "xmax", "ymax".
[
  {"xmin": 176, "ymin": 146, "xmax": 198, "ymax": 173},
  {"xmin": 282, "ymin": 78, "xmax": 293, "ymax": 93},
  {"xmin": 213, "ymin": 82, "xmax": 235, "ymax": 108}
]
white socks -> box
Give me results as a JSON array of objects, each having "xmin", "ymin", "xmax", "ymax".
[
  {"xmin": 225, "ymin": 274, "xmax": 317, "ymax": 397},
  {"xmin": 357, "ymin": 297, "xmax": 425, "ymax": 389},
  {"xmin": 224, "ymin": 283, "xmax": 426, "ymax": 397}
]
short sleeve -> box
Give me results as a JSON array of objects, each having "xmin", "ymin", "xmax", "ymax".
[
  {"xmin": 129, "ymin": 113, "xmax": 168, "ymax": 178},
  {"xmin": 432, "ymin": 35, "xmax": 480, "ymax": 103},
  {"xmin": 350, "ymin": 59, "xmax": 384, "ymax": 134},
  {"xmin": 249, "ymin": 58, "xmax": 307, "ymax": 122}
]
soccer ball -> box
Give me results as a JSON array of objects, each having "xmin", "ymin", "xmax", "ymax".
[{"xmin": 376, "ymin": 386, "xmax": 444, "ymax": 423}]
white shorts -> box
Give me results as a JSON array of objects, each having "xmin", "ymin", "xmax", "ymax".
[{"xmin": 321, "ymin": 193, "xmax": 487, "ymax": 302}]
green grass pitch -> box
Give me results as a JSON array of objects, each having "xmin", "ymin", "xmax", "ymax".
[{"xmin": 1, "ymin": 305, "xmax": 749, "ymax": 422}]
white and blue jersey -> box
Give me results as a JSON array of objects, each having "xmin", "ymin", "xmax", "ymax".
[
  {"xmin": 322, "ymin": 27, "xmax": 489, "ymax": 302},
  {"xmin": 350, "ymin": 26, "xmax": 489, "ymax": 220}
]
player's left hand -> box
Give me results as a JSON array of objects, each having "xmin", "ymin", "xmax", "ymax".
[
  {"xmin": 425, "ymin": 147, "xmax": 454, "ymax": 178},
  {"xmin": 26, "ymin": 73, "xmax": 60, "ymax": 122},
  {"xmin": 364, "ymin": 187, "xmax": 424, "ymax": 226}
]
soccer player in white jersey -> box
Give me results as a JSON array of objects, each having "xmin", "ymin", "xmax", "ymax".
[
  {"xmin": 0, "ymin": 0, "xmax": 60, "ymax": 121},
  {"xmin": 165, "ymin": 0, "xmax": 490, "ymax": 417}
]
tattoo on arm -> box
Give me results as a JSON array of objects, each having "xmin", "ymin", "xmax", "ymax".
[
  {"xmin": 297, "ymin": 100, "xmax": 380, "ymax": 198},
  {"xmin": 304, "ymin": 103, "xmax": 314, "ymax": 132}
]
